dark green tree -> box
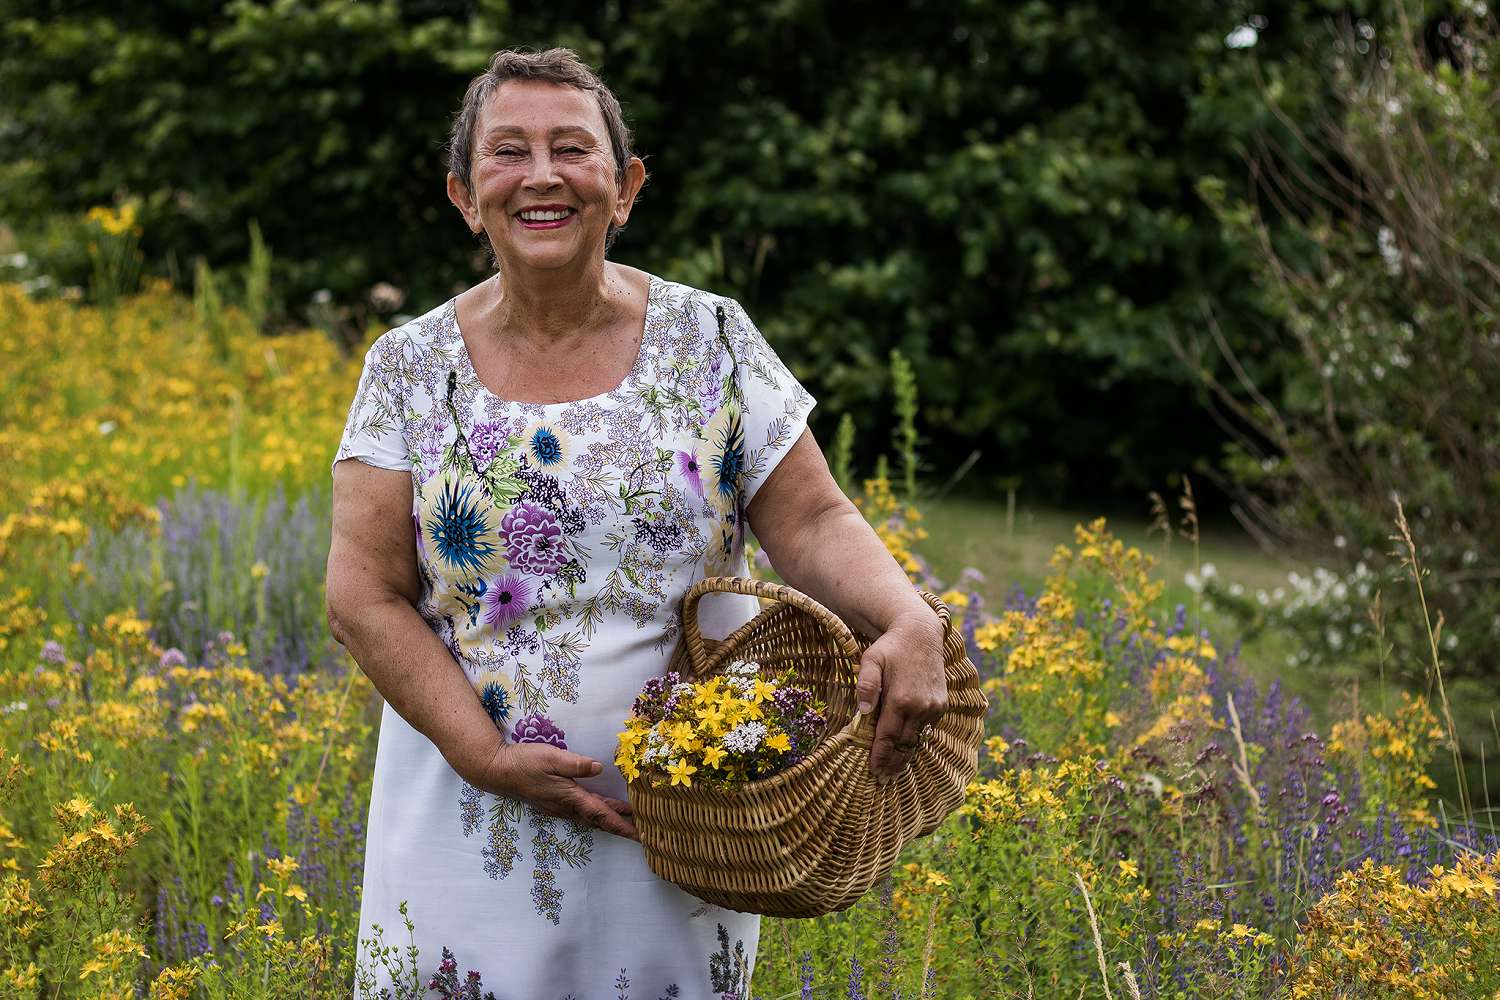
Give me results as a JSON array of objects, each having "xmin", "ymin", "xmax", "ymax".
[{"xmin": 0, "ymin": 0, "xmax": 1358, "ymax": 499}]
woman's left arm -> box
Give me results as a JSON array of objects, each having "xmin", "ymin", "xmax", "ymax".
[{"xmin": 746, "ymin": 427, "xmax": 948, "ymax": 782}]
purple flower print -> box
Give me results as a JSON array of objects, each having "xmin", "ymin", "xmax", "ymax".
[
  {"xmin": 511, "ymin": 713, "xmax": 567, "ymax": 749},
  {"xmin": 469, "ymin": 420, "xmax": 506, "ymax": 471},
  {"xmin": 412, "ymin": 501, "xmax": 426, "ymax": 562},
  {"xmin": 698, "ymin": 358, "xmax": 723, "ymax": 409},
  {"xmin": 420, "ymin": 433, "xmax": 444, "ymax": 484},
  {"xmin": 676, "ymin": 449, "xmax": 704, "ymax": 498},
  {"xmin": 500, "ymin": 502, "xmax": 566, "ymax": 576},
  {"xmin": 482, "ymin": 572, "xmax": 534, "ymax": 631}
]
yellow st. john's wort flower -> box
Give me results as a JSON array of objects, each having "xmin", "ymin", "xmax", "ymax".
[
  {"xmin": 667, "ymin": 720, "xmax": 698, "ymax": 752},
  {"xmin": 700, "ymin": 745, "xmax": 728, "ymax": 768},
  {"xmin": 667, "ymin": 758, "xmax": 697, "ymax": 787}
]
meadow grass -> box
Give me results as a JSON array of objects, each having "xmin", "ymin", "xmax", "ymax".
[{"xmin": 1, "ymin": 283, "xmax": 1497, "ymax": 998}]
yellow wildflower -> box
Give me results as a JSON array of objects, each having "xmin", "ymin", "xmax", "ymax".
[{"xmin": 667, "ymin": 758, "xmax": 697, "ymax": 787}]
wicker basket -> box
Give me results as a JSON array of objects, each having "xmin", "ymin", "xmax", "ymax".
[{"xmin": 625, "ymin": 576, "xmax": 987, "ymax": 918}]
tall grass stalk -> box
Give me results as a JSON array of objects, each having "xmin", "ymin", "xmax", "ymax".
[
  {"xmin": 890, "ymin": 349, "xmax": 919, "ymax": 504},
  {"xmin": 1391, "ymin": 494, "xmax": 1473, "ymax": 824},
  {"xmin": 830, "ymin": 412, "xmax": 857, "ymax": 497},
  {"xmin": 245, "ymin": 219, "xmax": 273, "ymax": 334},
  {"xmin": 1073, "ymin": 872, "xmax": 1114, "ymax": 1000}
]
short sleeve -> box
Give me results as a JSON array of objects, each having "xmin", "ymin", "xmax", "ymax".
[
  {"xmin": 331, "ymin": 332, "xmax": 410, "ymax": 475},
  {"xmin": 721, "ymin": 297, "xmax": 817, "ymax": 506}
]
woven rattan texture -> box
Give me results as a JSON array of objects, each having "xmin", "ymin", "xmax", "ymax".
[{"xmin": 630, "ymin": 577, "xmax": 986, "ymax": 917}]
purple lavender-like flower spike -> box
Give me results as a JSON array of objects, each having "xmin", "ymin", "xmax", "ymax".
[{"xmin": 846, "ymin": 954, "xmax": 867, "ymax": 1000}]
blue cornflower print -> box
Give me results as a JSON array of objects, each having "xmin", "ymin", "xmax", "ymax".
[
  {"xmin": 420, "ymin": 470, "xmax": 504, "ymax": 583},
  {"xmin": 697, "ymin": 401, "xmax": 745, "ymax": 515},
  {"xmin": 474, "ymin": 669, "xmax": 515, "ymax": 734},
  {"xmin": 523, "ymin": 419, "xmax": 572, "ymax": 468}
]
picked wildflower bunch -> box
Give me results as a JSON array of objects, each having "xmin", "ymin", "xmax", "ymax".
[{"xmin": 615, "ymin": 659, "xmax": 827, "ymax": 790}]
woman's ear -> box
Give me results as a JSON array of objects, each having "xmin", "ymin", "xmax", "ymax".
[
  {"xmin": 446, "ymin": 172, "xmax": 483, "ymax": 233},
  {"xmin": 613, "ymin": 157, "xmax": 648, "ymax": 228}
]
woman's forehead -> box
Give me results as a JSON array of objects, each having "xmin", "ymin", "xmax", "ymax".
[{"xmin": 478, "ymin": 80, "xmax": 604, "ymax": 138}]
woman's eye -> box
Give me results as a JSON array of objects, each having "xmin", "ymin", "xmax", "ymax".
[
  {"xmin": 558, "ymin": 147, "xmax": 585, "ymax": 155},
  {"xmin": 495, "ymin": 148, "xmax": 524, "ymax": 157}
]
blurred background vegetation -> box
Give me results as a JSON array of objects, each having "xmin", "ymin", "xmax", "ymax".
[
  {"xmin": 4, "ymin": 0, "xmax": 1497, "ymax": 788},
  {"xmin": 1, "ymin": 0, "xmax": 1367, "ymax": 501}
]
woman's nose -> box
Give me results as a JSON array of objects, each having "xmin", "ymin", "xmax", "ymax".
[{"xmin": 524, "ymin": 150, "xmax": 562, "ymax": 189}]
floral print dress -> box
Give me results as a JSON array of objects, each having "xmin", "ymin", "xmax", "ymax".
[{"xmin": 332, "ymin": 271, "xmax": 815, "ymax": 999}]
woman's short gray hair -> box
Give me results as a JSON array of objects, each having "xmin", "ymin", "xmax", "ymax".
[{"xmin": 447, "ymin": 47, "xmax": 643, "ymax": 257}]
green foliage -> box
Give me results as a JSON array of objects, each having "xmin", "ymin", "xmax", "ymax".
[
  {"xmin": 193, "ymin": 258, "xmax": 228, "ymax": 363},
  {"xmin": 0, "ymin": 0, "xmax": 1362, "ymax": 498},
  {"xmin": 1183, "ymin": 2, "xmax": 1500, "ymax": 756},
  {"xmin": 244, "ymin": 219, "xmax": 275, "ymax": 335},
  {"xmin": 890, "ymin": 348, "xmax": 920, "ymax": 504},
  {"xmin": 829, "ymin": 412, "xmax": 857, "ymax": 497}
]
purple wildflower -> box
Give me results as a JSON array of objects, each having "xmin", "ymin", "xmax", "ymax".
[
  {"xmin": 511, "ymin": 713, "xmax": 567, "ymax": 749},
  {"xmin": 482, "ymin": 572, "xmax": 534, "ymax": 631},
  {"xmin": 676, "ymin": 449, "xmax": 704, "ymax": 497},
  {"xmin": 40, "ymin": 641, "xmax": 65, "ymax": 664},
  {"xmin": 469, "ymin": 420, "xmax": 506, "ymax": 471},
  {"xmin": 158, "ymin": 647, "xmax": 186, "ymax": 669},
  {"xmin": 500, "ymin": 502, "xmax": 565, "ymax": 576}
]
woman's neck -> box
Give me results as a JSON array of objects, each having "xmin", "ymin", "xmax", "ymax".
[{"xmin": 482, "ymin": 260, "xmax": 619, "ymax": 345}]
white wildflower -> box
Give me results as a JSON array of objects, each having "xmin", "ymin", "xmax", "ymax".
[
  {"xmin": 725, "ymin": 658, "xmax": 761, "ymax": 677},
  {"xmin": 721, "ymin": 721, "xmax": 768, "ymax": 754},
  {"xmin": 1225, "ymin": 24, "xmax": 1258, "ymax": 48}
]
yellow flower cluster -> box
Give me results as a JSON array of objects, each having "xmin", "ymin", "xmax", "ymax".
[
  {"xmin": 960, "ymin": 756, "xmax": 1117, "ymax": 830},
  {"xmin": 1328, "ymin": 692, "xmax": 1442, "ymax": 829},
  {"xmin": 974, "ymin": 589, "xmax": 1112, "ymax": 758},
  {"xmin": 1287, "ymin": 853, "xmax": 1500, "ymax": 999},
  {"xmin": 85, "ymin": 200, "xmax": 143, "ymax": 239},
  {"xmin": 854, "ymin": 476, "xmax": 927, "ymax": 581},
  {"xmin": 1050, "ymin": 517, "xmax": 1165, "ymax": 643},
  {"xmin": 0, "ymin": 279, "xmax": 363, "ymax": 582},
  {"xmin": 35, "ymin": 797, "xmax": 150, "ymax": 895},
  {"xmin": 615, "ymin": 671, "xmax": 815, "ymax": 790}
]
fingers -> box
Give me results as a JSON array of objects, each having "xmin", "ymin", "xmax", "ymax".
[
  {"xmin": 601, "ymin": 796, "xmax": 633, "ymax": 816},
  {"xmin": 853, "ymin": 654, "xmax": 883, "ymax": 716},
  {"xmin": 573, "ymin": 788, "xmax": 639, "ymax": 841}
]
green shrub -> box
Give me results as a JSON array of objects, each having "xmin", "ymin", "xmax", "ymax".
[{"xmin": 1181, "ymin": 2, "xmax": 1500, "ymax": 760}]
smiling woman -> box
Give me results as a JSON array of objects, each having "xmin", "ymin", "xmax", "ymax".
[{"xmin": 327, "ymin": 46, "xmax": 950, "ymax": 1000}]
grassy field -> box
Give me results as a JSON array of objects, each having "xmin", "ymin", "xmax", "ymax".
[{"xmin": 918, "ymin": 492, "xmax": 1360, "ymax": 738}]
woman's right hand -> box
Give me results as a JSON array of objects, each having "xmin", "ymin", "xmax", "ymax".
[{"xmin": 475, "ymin": 741, "xmax": 639, "ymax": 842}]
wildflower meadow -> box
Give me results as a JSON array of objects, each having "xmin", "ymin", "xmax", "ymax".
[{"xmin": 1, "ymin": 258, "xmax": 1496, "ymax": 1000}]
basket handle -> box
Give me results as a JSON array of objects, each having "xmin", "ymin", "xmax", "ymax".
[
  {"xmin": 679, "ymin": 576, "xmax": 864, "ymax": 679},
  {"xmin": 680, "ymin": 577, "xmax": 955, "ymax": 742}
]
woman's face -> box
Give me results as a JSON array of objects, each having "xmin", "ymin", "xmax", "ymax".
[{"xmin": 447, "ymin": 79, "xmax": 645, "ymax": 276}]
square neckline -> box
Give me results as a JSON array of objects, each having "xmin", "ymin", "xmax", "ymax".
[{"xmin": 449, "ymin": 271, "xmax": 661, "ymax": 410}]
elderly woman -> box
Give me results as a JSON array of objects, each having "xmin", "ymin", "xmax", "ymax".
[{"xmin": 327, "ymin": 47, "xmax": 947, "ymax": 998}]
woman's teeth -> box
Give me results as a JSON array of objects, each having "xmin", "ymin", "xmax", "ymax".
[{"xmin": 519, "ymin": 209, "xmax": 573, "ymax": 221}]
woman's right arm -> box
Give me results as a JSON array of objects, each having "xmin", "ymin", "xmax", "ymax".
[
  {"xmin": 326, "ymin": 459, "xmax": 506, "ymax": 782},
  {"xmin": 325, "ymin": 459, "xmax": 637, "ymax": 840}
]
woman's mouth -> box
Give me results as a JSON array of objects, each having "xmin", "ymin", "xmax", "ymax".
[{"xmin": 515, "ymin": 208, "xmax": 576, "ymax": 230}]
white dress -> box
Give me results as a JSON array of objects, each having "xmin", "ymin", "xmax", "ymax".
[{"xmin": 331, "ymin": 271, "xmax": 816, "ymax": 999}]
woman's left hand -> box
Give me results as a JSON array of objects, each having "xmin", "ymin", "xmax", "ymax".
[{"xmin": 854, "ymin": 609, "xmax": 948, "ymax": 782}]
